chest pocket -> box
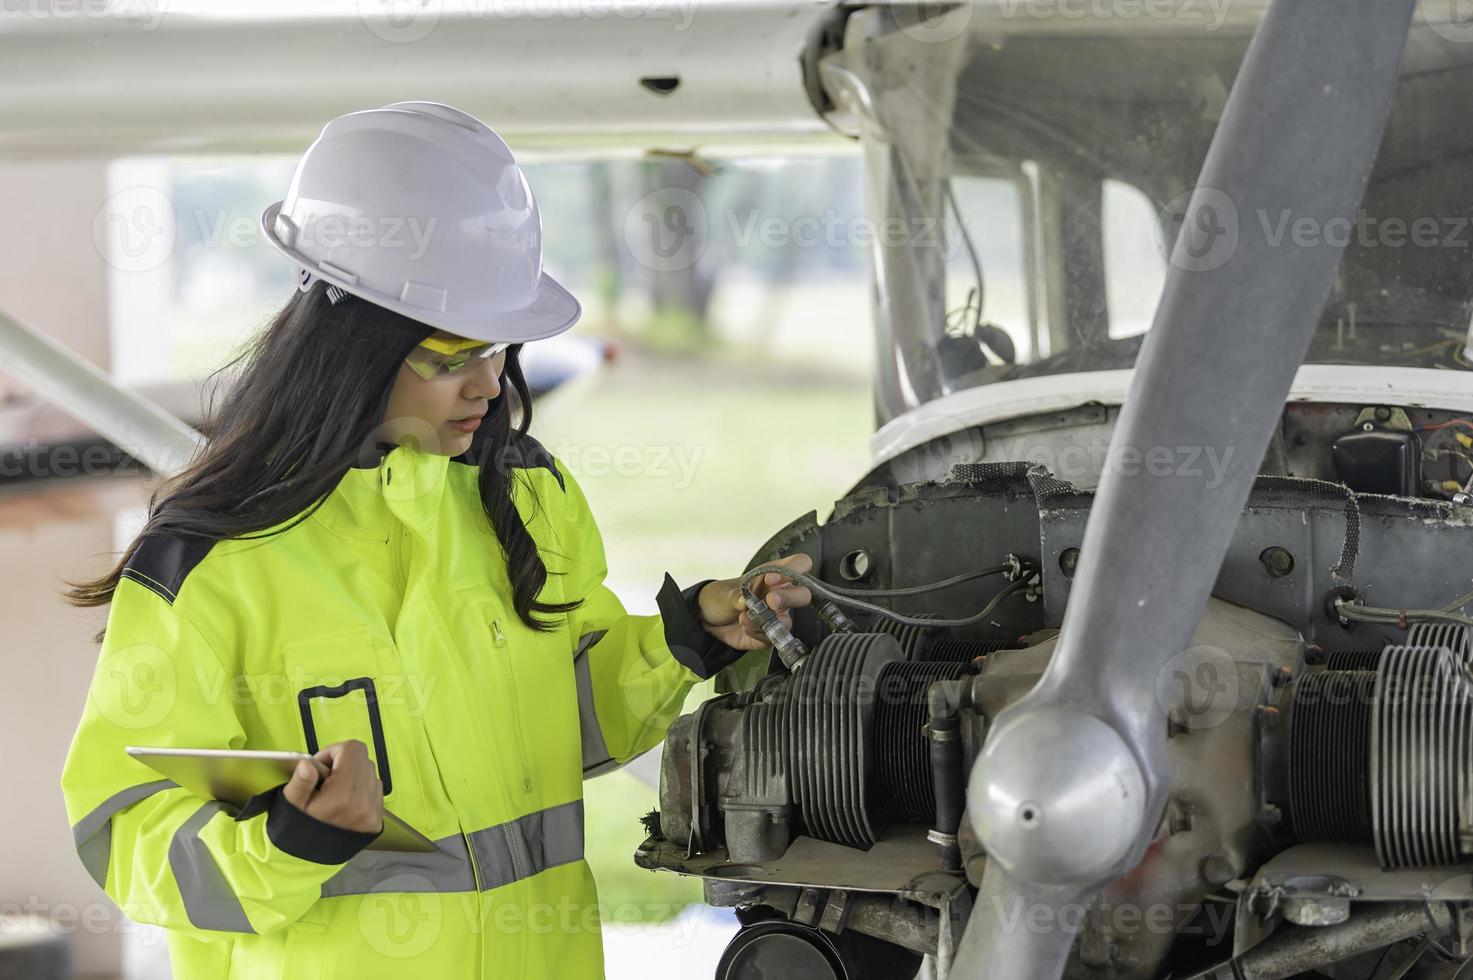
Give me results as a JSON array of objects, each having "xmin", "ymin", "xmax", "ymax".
[{"xmin": 281, "ymin": 623, "xmax": 394, "ymax": 796}]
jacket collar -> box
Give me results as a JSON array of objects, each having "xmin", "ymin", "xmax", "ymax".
[{"xmin": 311, "ymin": 441, "xmax": 461, "ymax": 542}]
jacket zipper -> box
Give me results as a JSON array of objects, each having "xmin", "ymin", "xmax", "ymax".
[
  {"xmin": 388, "ymin": 507, "xmax": 490, "ymax": 891},
  {"xmin": 486, "ymin": 607, "xmax": 534, "ymax": 882},
  {"xmin": 488, "ymin": 607, "xmax": 535, "ymax": 799},
  {"xmin": 389, "ymin": 519, "xmax": 407, "ymax": 594},
  {"xmin": 441, "ymin": 635, "xmax": 491, "ymax": 892}
]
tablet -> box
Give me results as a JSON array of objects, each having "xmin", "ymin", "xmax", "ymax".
[{"xmin": 126, "ymin": 747, "xmax": 437, "ymax": 853}]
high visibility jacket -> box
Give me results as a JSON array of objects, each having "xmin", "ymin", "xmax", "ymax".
[{"xmin": 60, "ymin": 436, "xmax": 744, "ymax": 978}]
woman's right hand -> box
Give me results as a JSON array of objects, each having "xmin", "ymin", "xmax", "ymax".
[{"xmin": 281, "ymin": 739, "xmax": 385, "ymax": 834}]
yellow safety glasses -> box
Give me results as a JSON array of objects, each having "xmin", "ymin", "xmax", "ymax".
[{"xmin": 404, "ymin": 336, "xmax": 511, "ymax": 380}]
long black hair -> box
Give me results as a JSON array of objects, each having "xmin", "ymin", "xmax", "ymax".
[{"xmin": 65, "ymin": 280, "xmax": 583, "ymax": 640}]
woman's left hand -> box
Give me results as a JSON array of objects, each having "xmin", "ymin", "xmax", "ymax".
[{"xmin": 694, "ymin": 553, "xmax": 814, "ymax": 651}]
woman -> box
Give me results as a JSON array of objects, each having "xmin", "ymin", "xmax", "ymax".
[{"xmin": 59, "ymin": 101, "xmax": 811, "ymax": 978}]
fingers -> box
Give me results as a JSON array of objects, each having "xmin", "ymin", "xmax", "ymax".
[
  {"xmin": 781, "ymin": 553, "xmax": 814, "ymax": 573},
  {"xmin": 737, "ymin": 605, "xmax": 794, "ymax": 642},
  {"xmin": 327, "ymin": 740, "xmax": 370, "ymax": 791},
  {"xmin": 346, "ymin": 742, "xmax": 369, "ymax": 799},
  {"xmin": 281, "ymin": 758, "xmax": 319, "ymax": 812},
  {"xmin": 305, "ymin": 754, "xmax": 332, "ymax": 780},
  {"xmin": 723, "ymin": 553, "xmax": 813, "ymax": 644},
  {"xmin": 307, "ymin": 740, "xmax": 384, "ymax": 833},
  {"xmin": 752, "ymin": 553, "xmax": 814, "ymax": 613},
  {"xmin": 367, "ymin": 777, "xmax": 385, "ymax": 833},
  {"xmin": 714, "ymin": 554, "xmax": 815, "ymax": 644}
]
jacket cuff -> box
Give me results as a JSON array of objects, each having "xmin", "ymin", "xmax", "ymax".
[
  {"xmin": 243, "ymin": 785, "xmax": 381, "ymax": 865},
  {"xmin": 656, "ymin": 573, "xmax": 747, "ymax": 681}
]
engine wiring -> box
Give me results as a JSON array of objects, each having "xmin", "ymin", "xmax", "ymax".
[
  {"xmin": 741, "ymin": 560, "xmax": 1036, "ymax": 630},
  {"xmin": 1333, "ymin": 593, "xmax": 1473, "ymax": 689},
  {"xmin": 1441, "ymin": 588, "xmax": 1473, "ymax": 614},
  {"xmin": 1428, "ymin": 448, "xmax": 1473, "ymax": 471},
  {"xmin": 1332, "ymin": 600, "xmax": 1473, "ymax": 632},
  {"xmin": 740, "ymin": 583, "xmax": 810, "ymax": 670},
  {"xmin": 791, "ymin": 562, "xmax": 1011, "ymax": 599},
  {"xmin": 1417, "ymin": 418, "xmax": 1473, "ymax": 498},
  {"xmin": 737, "ymin": 563, "xmax": 1024, "ymax": 670}
]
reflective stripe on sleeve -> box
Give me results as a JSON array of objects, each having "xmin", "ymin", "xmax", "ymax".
[
  {"xmin": 168, "ymin": 801, "xmax": 255, "ymax": 934},
  {"xmin": 572, "ymin": 630, "xmax": 619, "ymax": 776},
  {"xmin": 71, "ymin": 779, "xmax": 178, "ymax": 889}
]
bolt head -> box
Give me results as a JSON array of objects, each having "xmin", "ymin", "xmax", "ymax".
[
  {"xmin": 1059, "ymin": 548, "xmax": 1081, "ymax": 579},
  {"xmin": 1201, "ymin": 851, "xmax": 1237, "ymax": 886},
  {"xmin": 1259, "ymin": 546, "xmax": 1295, "ymax": 579}
]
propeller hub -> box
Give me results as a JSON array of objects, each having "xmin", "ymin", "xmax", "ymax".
[{"xmin": 969, "ymin": 706, "xmax": 1147, "ymax": 885}]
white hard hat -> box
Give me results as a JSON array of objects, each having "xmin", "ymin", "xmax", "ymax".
[{"xmin": 260, "ymin": 101, "xmax": 581, "ymax": 344}]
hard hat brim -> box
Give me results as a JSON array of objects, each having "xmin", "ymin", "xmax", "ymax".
[{"xmin": 260, "ymin": 200, "xmax": 582, "ymax": 345}]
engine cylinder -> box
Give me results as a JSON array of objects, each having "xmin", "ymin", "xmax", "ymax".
[
  {"xmin": 1323, "ymin": 649, "xmax": 1383, "ymax": 671},
  {"xmin": 872, "ymin": 659, "xmax": 972, "ymax": 822},
  {"xmin": 1287, "ymin": 624, "xmax": 1473, "ymax": 868},
  {"xmin": 1373, "ymin": 624, "xmax": 1473, "ymax": 867},
  {"xmin": 784, "ymin": 633, "xmax": 902, "ymax": 848},
  {"xmin": 872, "ymin": 611, "xmax": 1011, "ymax": 661},
  {"xmin": 1288, "ymin": 669, "xmax": 1376, "ymax": 843}
]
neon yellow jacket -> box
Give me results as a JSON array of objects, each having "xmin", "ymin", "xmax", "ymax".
[{"xmin": 60, "ymin": 437, "xmax": 743, "ymax": 978}]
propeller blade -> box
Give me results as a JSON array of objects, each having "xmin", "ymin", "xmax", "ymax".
[
  {"xmin": 954, "ymin": 0, "xmax": 1417, "ymax": 975},
  {"xmin": 950, "ymin": 861, "xmax": 1088, "ymax": 980}
]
